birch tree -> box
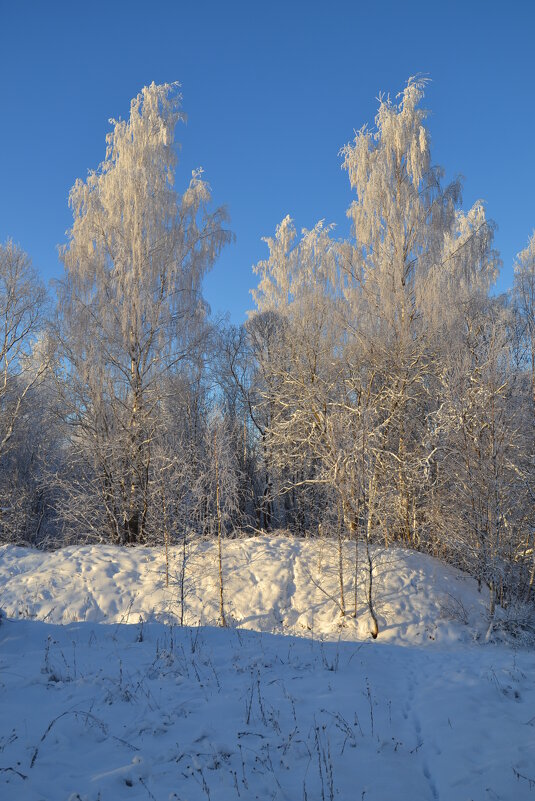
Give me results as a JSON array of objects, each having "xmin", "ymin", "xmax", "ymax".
[
  {"xmin": 250, "ymin": 216, "xmax": 384, "ymax": 630},
  {"xmin": 249, "ymin": 77, "xmax": 505, "ymax": 633},
  {"xmin": 513, "ymin": 232, "xmax": 535, "ymax": 408},
  {"xmin": 436, "ymin": 295, "xmax": 531, "ymax": 627},
  {"xmin": 339, "ymin": 77, "xmax": 462, "ymax": 546},
  {"xmin": 510, "ymin": 232, "xmax": 535, "ymax": 599},
  {"xmin": 55, "ymin": 82, "xmax": 230, "ymax": 544}
]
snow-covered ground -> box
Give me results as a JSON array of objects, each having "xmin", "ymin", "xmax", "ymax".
[{"xmin": 1, "ymin": 537, "xmax": 534, "ymax": 800}]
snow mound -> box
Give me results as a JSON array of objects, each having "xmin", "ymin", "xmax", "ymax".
[{"xmin": 0, "ymin": 536, "xmax": 491, "ymax": 643}]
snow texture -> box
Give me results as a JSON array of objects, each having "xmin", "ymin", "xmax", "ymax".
[{"xmin": 1, "ymin": 537, "xmax": 534, "ymax": 800}]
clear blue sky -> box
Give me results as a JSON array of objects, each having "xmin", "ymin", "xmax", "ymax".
[{"xmin": 1, "ymin": 0, "xmax": 534, "ymax": 322}]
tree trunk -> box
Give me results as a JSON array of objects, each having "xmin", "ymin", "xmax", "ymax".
[
  {"xmin": 337, "ymin": 500, "xmax": 346, "ymax": 617},
  {"xmin": 214, "ymin": 429, "xmax": 227, "ymax": 627}
]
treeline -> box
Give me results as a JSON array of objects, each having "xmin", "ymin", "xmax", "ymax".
[{"xmin": 1, "ymin": 79, "xmax": 534, "ymax": 624}]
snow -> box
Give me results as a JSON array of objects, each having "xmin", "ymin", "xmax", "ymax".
[
  {"xmin": 0, "ymin": 537, "xmax": 492, "ymax": 642},
  {"xmin": 1, "ymin": 536, "xmax": 534, "ymax": 800}
]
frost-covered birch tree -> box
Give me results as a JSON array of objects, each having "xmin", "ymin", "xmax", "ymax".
[
  {"xmin": 510, "ymin": 232, "xmax": 535, "ymax": 599},
  {"xmin": 0, "ymin": 241, "xmax": 51, "ymax": 545},
  {"xmin": 437, "ymin": 295, "xmax": 531, "ymax": 625},
  {"xmin": 513, "ymin": 232, "xmax": 535, "ymax": 408},
  {"xmin": 251, "ymin": 217, "xmax": 339, "ymax": 534},
  {"xmin": 338, "ymin": 77, "xmax": 463, "ymax": 547},
  {"xmin": 250, "ymin": 215, "xmax": 383, "ymax": 630},
  {"xmin": 55, "ymin": 82, "xmax": 231, "ymax": 544},
  {"xmin": 249, "ymin": 77, "xmax": 514, "ymax": 631}
]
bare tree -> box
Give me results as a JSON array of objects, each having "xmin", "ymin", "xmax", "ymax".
[
  {"xmin": 197, "ymin": 410, "xmax": 242, "ymax": 626},
  {"xmin": 0, "ymin": 241, "xmax": 50, "ymax": 544},
  {"xmin": 0, "ymin": 241, "xmax": 48, "ymax": 457}
]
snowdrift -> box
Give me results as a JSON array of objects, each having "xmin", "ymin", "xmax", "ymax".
[{"xmin": 1, "ymin": 536, "xmax": 491, "ymax": 643}]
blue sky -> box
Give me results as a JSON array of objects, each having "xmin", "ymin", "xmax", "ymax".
[{"xmin": 1, "ymin": 0, "xmax": 534, "ymax": 322}]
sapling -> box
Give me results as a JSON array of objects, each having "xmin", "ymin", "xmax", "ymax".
[{"xmin": 198, "ymin": 411, "xmax": 242, "ymax": 627}]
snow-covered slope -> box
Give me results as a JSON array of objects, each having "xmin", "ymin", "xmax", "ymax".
[
  {"xmin": 1, "ymin": 538, "xmax": 534, "ymax": 801},
  {"xmin": 0, "ymin": 536, "xmax": 491, "ymax": 643}
]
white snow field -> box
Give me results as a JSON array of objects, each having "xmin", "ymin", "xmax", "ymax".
[{"xmin": 0, "ymin": 536, "xmax": 534, "ymax": 800}]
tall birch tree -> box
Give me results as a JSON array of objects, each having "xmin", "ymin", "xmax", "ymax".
[{"xmin": 56, "ymin": 82, "xmax": 230, "ymax": 544}]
